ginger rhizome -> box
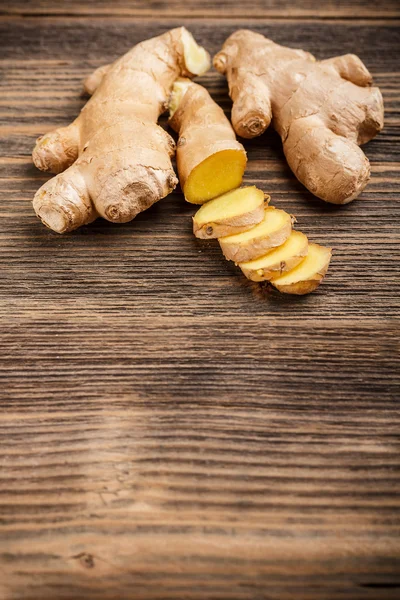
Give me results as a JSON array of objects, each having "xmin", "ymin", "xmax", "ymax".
[
  {"xmin": 32, "ymin": 28, "xmax": 210, "ymax": 233},
  {"xmin": 169, "ymin": 79, "xmax": 247, "ymax": 204},
  {"xmin": 214, "ymin": 30, "xmax": 384, "ymax": 204},
  {"xmin": 192, "ymin": 186, "xmax": 332, "ymax": 295}
]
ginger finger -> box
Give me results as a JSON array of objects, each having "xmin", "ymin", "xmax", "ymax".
[
  {"xmin": 32, "ymin": 123, "xmax": 80, "ymax": 175},
  {"xmin": 83, "ymin": 64, "xmax": 112, "ymax": 96},
  {"xmin": 169, "ymin": 79, "xmax": 247, "ymax": 204}
]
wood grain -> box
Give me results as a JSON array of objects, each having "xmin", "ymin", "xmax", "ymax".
[
  {"xmin": 1, "ymin": 2, "xmax": 400, "ymax": 599},
  {"xmin": 2, "ymin": 0, "xmax": 400, "ymax": 18}
]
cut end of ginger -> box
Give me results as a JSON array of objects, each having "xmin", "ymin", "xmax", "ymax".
[
  {"xmin": 184, "ymin": 149, "xmax": 247, "ymax": 204},
  {"xmin": 193, "ymin": 185, "xmax": 265, "ymax": 239},
  {"xmin": 239, "ymin": 229, "xmax": 309, "ymax": 282},
  {"xmin": 219, "ymin": 205, "xmax": 292, "ymax": 263},
  {"xmin": 271, "ymin": 243, "xmax": 332, "ymax": 295},
  {"xmin": 181, "ymin": 28, "xmax": 211, "ymax": 76},
  {"xmin": 169, "ymin": 78, "xmax": 192, "ymax": 118}
]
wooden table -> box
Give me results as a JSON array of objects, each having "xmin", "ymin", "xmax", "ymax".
[{"xmin": 1, "ymin": 1, "xmax": 399, "ymax": 598}]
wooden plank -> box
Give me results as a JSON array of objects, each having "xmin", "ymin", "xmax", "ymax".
[
  {"xmin": 1, "ymin": 10, "xmax": 399, "ymax": 600},
  {"xmin": 1, "ymin": 17, "xmax": 400, "ymax": 63},
  {"xmin": 2, "ymin": 0, "xmax": 400, "ymax": 18},
  {"xmin": 0, "ymin": 398, "xmax": 400, "ymax": 599}
]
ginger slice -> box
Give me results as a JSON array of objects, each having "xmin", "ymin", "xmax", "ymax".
[
  {"xmin": 193, "ymin": 186, "xmax": 265, "ymax": 239},
  {"xmin": 219, "ymin": 205, "xmax": 292, "ymax": 263},
  {"xmin": 240, "ymin": 230, "xmax": 308, "ymax": 282},
  {"xmin": 271, "ymin": 243, "xmax": 332, "ymax": 295}
]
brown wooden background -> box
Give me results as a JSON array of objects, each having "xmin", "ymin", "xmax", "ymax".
[{"xmin": 1, "ymin": 1, "xmax": 399, "ymax": 599}]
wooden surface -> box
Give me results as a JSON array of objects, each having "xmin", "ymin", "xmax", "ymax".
[{"xmin": 1, "ymin": 1, "xmax": 400, "ymax": 599}]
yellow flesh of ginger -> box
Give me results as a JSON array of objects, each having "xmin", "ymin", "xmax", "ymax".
[
  {"xmin": 184, "ymin": 149, "xmax": 247, "ymax": 204},
  {"xmin": 220, "ymin": 206, "xmax": 290, "ymax": 244},
  {"xmin": 169, "ymin": 79, "xmax": 191, "ymax": 117},
  {"xmin": 194, "ymin": 185, "xmax": 264, "ymax": 227},
  {"xmin": 240, "ymin": 230, "xmax": 308, "ymax": 280},
  {"xmin": 182, "ymin": 29, "xmax": 211, "ymax": 76},
  {"xmin": 271, "ymin": 243, "xmax": 331, "ymax": 286}
]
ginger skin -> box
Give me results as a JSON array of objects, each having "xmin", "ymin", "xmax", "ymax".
[
  {"xmin": 32, "ymin": 28, "xmax": 210, "ymax": 233},
  {"xmin": 214, "ymin": 31, "xmax": 384, "ymax": 204},
  {"xmin": 169, "ymin": 80, "xmax": 247, "ymax": 204}
]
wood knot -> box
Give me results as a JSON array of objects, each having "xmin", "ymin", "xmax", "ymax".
[{"xmin": 73, "ymin": 552, "xmax": 95, "ymax": 569}]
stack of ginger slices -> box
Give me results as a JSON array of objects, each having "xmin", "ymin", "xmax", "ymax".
[{"xmin": 193, "ymin": 186, "xmax": 332, "ymax": 295}]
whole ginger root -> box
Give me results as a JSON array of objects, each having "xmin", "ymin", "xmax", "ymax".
[
  {"xmin": 214, "ymin": 30, "xmax": 384, "ymax": 204},
  {"xmin": 32, "ymin": 28, "xmax": 210, "ymax": 233}
]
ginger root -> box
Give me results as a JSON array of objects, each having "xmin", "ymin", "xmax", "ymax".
[
  {"xmin": 214, "ymin": 30, "xmax": 384, "ymax": 204},
  {"xmin": 169, "ymin": 79, "xmax": 247, "ymax": 204},
  {"xmin": 32, "ymin": 28, "xmax": 210, "ymax": 233},
  {"xmin": 192, "ymin": 186, "xmax": 265, "ymax": 239}
]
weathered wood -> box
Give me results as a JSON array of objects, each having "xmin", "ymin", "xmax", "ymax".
[
  {"xmin": 1, "ymin": 4, "xmax": 399, "ymax": 599},
  {"xmin": 2, "ymin": 0, "xmax": 400, "ymax": 18}
]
